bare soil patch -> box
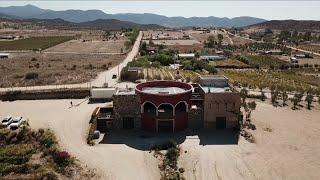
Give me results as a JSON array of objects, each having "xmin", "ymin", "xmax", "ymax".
[{"xmin": 0, "ymin": 52, "xmax": 125, "ymax": 87}]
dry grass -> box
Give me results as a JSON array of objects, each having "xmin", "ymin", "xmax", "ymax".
[{"xmin": 0, "ymin": 52, "xmax": 125, "ymax": 87}]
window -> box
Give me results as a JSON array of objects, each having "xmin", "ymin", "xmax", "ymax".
[{"xmin": 123, "ymin": 117, "xmax": 134, "ymax": 129}]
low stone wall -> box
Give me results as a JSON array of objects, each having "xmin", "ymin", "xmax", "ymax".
[{"xmin": 0, "ymin": 88, "xmax": 90, "ymax": 101}]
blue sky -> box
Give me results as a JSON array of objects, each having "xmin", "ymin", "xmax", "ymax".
[{"xmin": 1, "ymin": 1, "xmax": 320, "ymax": 20}]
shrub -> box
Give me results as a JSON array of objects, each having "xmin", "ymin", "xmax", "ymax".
[
  {"xmin": 25, "ymin": 72, "xmax": 39, "ymax": 80},
  {"xmin": 31, "ymin": 57, "xmax": 37, "ymax": 61},
  {"xmin": 53, "ymin": 151, "xmax": 72, "ymax": 168}
]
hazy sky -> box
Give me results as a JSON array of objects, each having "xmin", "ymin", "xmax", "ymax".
[{"xmin": 1, "ymin": 1, "xmax": 320, "ymax": 20}]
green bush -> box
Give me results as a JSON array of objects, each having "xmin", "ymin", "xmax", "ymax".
[{"xmin": 25, "ymin": 72, "xmax": 39, "ymax": 80}]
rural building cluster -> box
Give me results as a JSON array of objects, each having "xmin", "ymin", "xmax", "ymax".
[{"xmin": 110, "ymin": 75, "xmax": 241, "ymax": 132}]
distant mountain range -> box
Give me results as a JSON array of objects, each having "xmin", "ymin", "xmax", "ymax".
[
  {"xmin": 246, "ymin": 20, "xmax": 320, "ymax": 31},
  {"xmin": 0, "ymin": 4, "xmax": 266, "ymax": 27},
  {"xmin": 0, "ymin": 17, "xmax": 163, "ymax": 30}
]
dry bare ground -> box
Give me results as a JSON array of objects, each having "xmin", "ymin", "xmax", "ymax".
[
  {"xmin": 179, "ymin": 101, "xmax": 320, "ymax": 180},
  {"xmin": 0, "ymin": 52, "xmax": 125, "ymax": 87},
  {"xmin": 44, "ymin": 39, "xmax": 128, "ymax": 54},
  {"xmin": 0, "ymin": 99, "xmax": 160, "ymax": 180}
]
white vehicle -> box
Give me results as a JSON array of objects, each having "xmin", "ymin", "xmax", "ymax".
[
  {"xmin": 8, "ymin": 117, "xmax": 23, "ymax": 129},
  {"xmin": 1, "ymin": 116, "xmax": 13, "ymax": 126}
]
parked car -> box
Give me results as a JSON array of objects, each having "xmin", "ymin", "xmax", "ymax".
[
  {"xmin": 1, "ymin": 116, "xmax": 13, "ymax": 127},
  {"xmin": 8, "ymin": 116, "xmax": 23, "ymax": 129},
  {"xmin": 112, "ymin": 74, "xmax": 117, "ymax": 79}
]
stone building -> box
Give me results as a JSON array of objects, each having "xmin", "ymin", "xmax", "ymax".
[
  {"xmin": 112, "ymin": 76, "xmax": 241, "ymax": 132},
  {"xmin": 112, "ymin": 88, "xmax": 141, "ymax": 130},
  {"xmin": 199, "ymin": 75, "xmax": 241, "ymax": 129}
]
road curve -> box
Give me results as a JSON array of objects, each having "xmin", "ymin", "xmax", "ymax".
[{"xmin": 0, "ymin": 31, "xmax": 142, "ymax": 92}]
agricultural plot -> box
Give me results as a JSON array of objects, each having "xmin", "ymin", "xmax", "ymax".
[
  {"xmin": 246, "ymin": 55, "xmax": 290, "ymax": 68},
  {"xmin": 143, "ymin": 67, "xmax": 199, "ymax": 82},
  {"xmin": 0, "ymin": 36, "xmax": 73, "ymax": 51},
  {"xmin": 44, "ymin": 39, "xmax": 128, "ymax": 54},
  {"xmin": 297, "ymin": 44, "xmax": 320, "ymax": 54},
  {"xmin": 220, "ymin": 69, "xmax": 320, "ymax": 92},
  {"xmin": 212, "ymin": 59, "xmax": 252, "ymax": 68},
  {"xmin": 143, "ymin": 39, "xmax": 200, "ymax": 46},
  {"xmin": 0, "ymin": 52, "xmax": 125, "ymax": 87}
]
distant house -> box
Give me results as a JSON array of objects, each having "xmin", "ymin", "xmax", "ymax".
[
  {"xmin": 178, "ymin": 53, "xmax": 195, "ymax": 59},
  {"xmin": 264, "ymin": 50, "xmax": 283, "ymax": 55},
  {"xmin": 199, "ymin": 55, "xmax": 225, "ymax": 61},
  {"xmin": 0, "ymin": 35, "xmax": 14, "ymax": 40},
  {"xmin": 0, "ymin": 53, "xmax": 9, "ymax": 59}
]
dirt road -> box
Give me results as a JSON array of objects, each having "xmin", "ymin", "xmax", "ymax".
[
  {"xmin": 0, "ymin": 99, "xmax": 160, "ymax": 180},
  {"xmin": 0, "ymin": 32, "xmax": 142, "ymax": 92}
]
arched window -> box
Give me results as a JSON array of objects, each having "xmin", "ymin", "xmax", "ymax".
[
  {"xmin": 142, "ymin": 102, "xmax": 156, "ymax": 116},
  {"xmin": 175, "ymin": 101, "xmax": 187, "ymax": 115},
  {"xmin": 158, "ymin": 104, "xmax": 174, "ymax": 118}
]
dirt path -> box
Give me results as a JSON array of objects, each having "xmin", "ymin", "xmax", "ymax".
[{"xmin": 0, "ymin": 99, "xmax": 160, "ymax": 180}]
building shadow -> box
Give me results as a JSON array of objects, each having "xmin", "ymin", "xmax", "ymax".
[
  {"xmin": 197, "ymin": 129, "xmax": 239, "ymax": 145},
  {"xmin": 98, "ymin": 128, "xmax": 239, "ymax": 150}
]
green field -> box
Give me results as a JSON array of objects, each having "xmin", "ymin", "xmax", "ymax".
[{"xmin": 0, "ymin": 36, "xmax": 73, "ymax": 51}]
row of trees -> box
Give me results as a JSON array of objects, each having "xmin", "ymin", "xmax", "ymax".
[{"xmin": 278, "ymin": 30, "xmax": 320, "ymax": 44}]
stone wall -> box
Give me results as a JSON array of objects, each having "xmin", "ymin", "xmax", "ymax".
[
  {"xmin": 0, "ymin": 88, "xmax": 89, "ymax": 101},
  {"xmin": 203, "ymin": 92, "xmax": 241, "ymax": 129},
  {"xmin": 113, "ymin": 93, "xmax": 141, "ymax": 130}
]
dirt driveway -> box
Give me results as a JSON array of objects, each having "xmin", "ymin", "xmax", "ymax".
[{"xmin": 0, "ymin": 99, "xmax": 160, "ymax": 180}]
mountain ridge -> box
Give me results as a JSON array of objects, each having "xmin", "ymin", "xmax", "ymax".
[{"xmin": 0, "ymin": 4, "xmax": 266, "ymax": 27}]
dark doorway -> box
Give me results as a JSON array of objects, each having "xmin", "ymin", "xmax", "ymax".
[
  {"xmin": 158, "ymin": 120, "xmax": 173, "ymax": 132},
  {"xmin": 123, "ymin": 117, "xmax": 134, "ymax": 129},
  {"xmin": 216, "ymin": 117, "xmax": 226, "ymax": 129}
]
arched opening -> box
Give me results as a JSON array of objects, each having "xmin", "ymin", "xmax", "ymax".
[
  {"xmin": 157, "ymin": 104, "xmax": 174, "ymax": 118},
  {"xmin": 142, "ymin": 101, "xmax": 157, "ymax": 117},
  {"xmin": 175, "ymin": 101, "xmax": 187, "ymax": 115}
]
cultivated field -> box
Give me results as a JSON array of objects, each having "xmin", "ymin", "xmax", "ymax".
[
  {"xmin": 143, "ymin": 39, "xmax": 200, "ymax": 46},
  {"xmin": 143, "ymin": 67, "xmax": 200, "ymax": 82},
  {"xmin": 0, "ymin": 52, "xmax": 125, "ymax": 87},
  {"xmin": 0, "ymin": 36, "xmax": 73, "ymax": 51},
  {"xmin": 45, "ymin": 39, "xmax": 128, "ymax": 54}
]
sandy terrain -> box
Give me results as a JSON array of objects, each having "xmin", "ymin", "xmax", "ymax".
[
  {"xmin": 0, "ymin": 99, "xmax": 160, "ymax": 180},
  {"xmin": 45, "ymin": 39, "xmax": 128, "ymax": 54},
  {"xmin": 179, "ymin": 101, "xmax": 320, "ymax": 180},
  {"xmin": 1, "ymin": 99, "xmax": 320, "ymax": 180}
]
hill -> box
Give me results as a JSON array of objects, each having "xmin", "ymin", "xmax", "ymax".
[
  {"xmin": 0, "ymin": 17, "xmax": 163, "ymax": 30},
  {"xmin": 247, "ymin": 20, "xmax": 320, "ymax": 31},
  {"xmin": 0, "ymin": 4, "xmax": 266, "ymax": 27}
]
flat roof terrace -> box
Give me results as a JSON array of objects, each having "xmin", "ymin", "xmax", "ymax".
[
  {"xmin": 136, "ymin": 80, "xmax": 193, "ymax": 96},
  {"xmin": 141, "ymin": 86, "xmax": 187, "ymax": 95}
]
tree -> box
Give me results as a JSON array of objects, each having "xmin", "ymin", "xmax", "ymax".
[
  {"xmin": 204, "ymin": 35, "xmax": 216, "ymax": 48},
  {"xmin": 282, "ymin": 90, "xmax": 288, "ymax": 106},
  {"xmin": 305, "ymin": 93, "xmax": 314, "ymax": 110},
  {"xmin": 247, "ymin": 101, "xmax": 257, "ymax": 120},
  {"xmin": 291, "ymin": 92, "xmax": 303, "ymax": 110},
  {"xmin": 217, "ymin": 34, "xmax": 223, "ymax": 43},
  {"xmin": 240, "ymin": 88, "xmax": 248, "ymax": 105}
]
